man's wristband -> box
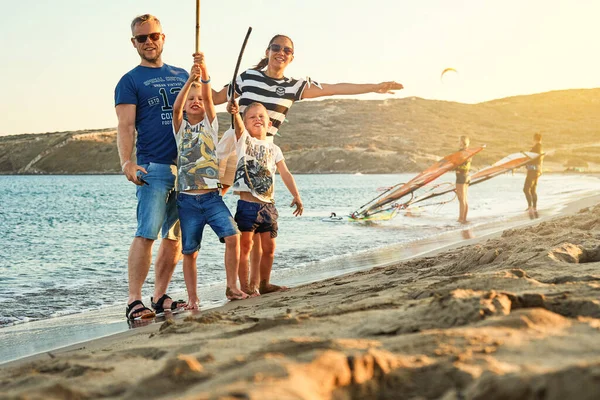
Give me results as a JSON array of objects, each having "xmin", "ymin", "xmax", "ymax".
[
  {"xmin": 121, "ymin": 160, "xmax": 131, "ymax": 172},
  {"xmin": 200, "ymin": 76, "xmax": 211, "ymax": 84}
]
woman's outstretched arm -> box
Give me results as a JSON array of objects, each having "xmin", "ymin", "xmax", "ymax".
[{"xmin": 302, "ymin": 81, "xmax": 403, "ymax": 99}]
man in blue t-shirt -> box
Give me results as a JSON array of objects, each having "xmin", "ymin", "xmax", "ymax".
[{"xmin": 115, "ymin": 14, "xmax": 189, "ymax": 320}]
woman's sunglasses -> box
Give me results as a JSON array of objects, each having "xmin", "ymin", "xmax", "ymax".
[
  {"xmin": 132, "ymin": 32, "xmax": 162, "ymax": 43},
  {"xmin": 269, "ymin": 44, "xmax": 294, "ymax": 55}
]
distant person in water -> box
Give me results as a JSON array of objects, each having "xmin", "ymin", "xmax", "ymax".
[
  {"xmin": 524, "ymin": 133, "xmax": 543, "ymax": 217},
  {"xmin": 218, "ymin": 100, "xmax": 303, "ymax": 295},
  {"xmin": 455, "ymin": 136, "xmax": 472, "ymax": 224},
  {"xmin": 212, "ymin": 33, "xmax": 404, "ymax": 294}
]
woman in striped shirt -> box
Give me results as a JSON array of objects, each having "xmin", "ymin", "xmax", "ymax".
[
  {"xmin": 214, "ymin": 34, "xmax": 404, "ymax": 162},
  {"xmin": 213, "ymin": 34, "xmax": 403, "ymax": 296}
]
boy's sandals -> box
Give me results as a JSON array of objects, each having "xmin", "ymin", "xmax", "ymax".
[
  {"xmin": 151, "ymin": 294, "xmax": 187, "ymax": 314},
  {"xmin": 126, "ymin": 300, "xmax": 156, "ymax": 320},
  {"xmin": 226, "ymin": 287, "xmax": 250, "ymax": 301}
]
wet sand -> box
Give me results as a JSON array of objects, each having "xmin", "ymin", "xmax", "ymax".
[
  {"xmin": 0, "ymin": 192, "xmax": 590, "ymax": 365},
  {"xmin": 1, "ymin": 199, "xmax": 600, "ymax": 399}
]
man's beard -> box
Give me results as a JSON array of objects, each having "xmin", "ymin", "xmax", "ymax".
[{"xmin": 139, "ymin": 48, "xmax": 162, "ymax": 64}]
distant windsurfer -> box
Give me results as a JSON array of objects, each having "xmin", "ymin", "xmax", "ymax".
[
  {"xmin": 524, "ymin": 133, "xmax": 543, "ymax": 217},
  {"xmin": 455, "ymin": 136, "xmax": 472, "ymax": 224}
]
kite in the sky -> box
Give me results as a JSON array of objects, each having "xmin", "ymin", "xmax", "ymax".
[{"xmin": 440, "ymin": 67, "xmax": 458, "ymax": 81}]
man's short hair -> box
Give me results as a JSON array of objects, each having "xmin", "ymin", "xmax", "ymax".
[
  {"xmin": 534, "ymin": 132, "xmax": 542, "ymax": 141},
  {"xmin": 130, "ymin": 14, "xmax": 161, "ymax": 35}
]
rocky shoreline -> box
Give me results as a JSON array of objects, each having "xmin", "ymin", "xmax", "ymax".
[{"xmin": 1, "ymin": 90, "xmax": 599, "ymax": 175}]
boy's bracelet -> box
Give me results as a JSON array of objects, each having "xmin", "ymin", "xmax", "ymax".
[{"xmin": 200, "ymin": 76, "xmax": 211, "ymax": 84}]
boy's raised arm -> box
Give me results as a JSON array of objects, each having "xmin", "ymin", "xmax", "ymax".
[
  {"xmin": 194, "ymin": 53, "xmax": 216, "ymax": 124},
  {"xmin": 172, "ymin": 64, "xmax": 200, "ymax": 134},
  {"xmin": 276, "ymin": 159, "xmax": 303, "ymax": 216},
  {"xmin": 226, "ymin": 100, "xmax": 245, "ymax": 140}
]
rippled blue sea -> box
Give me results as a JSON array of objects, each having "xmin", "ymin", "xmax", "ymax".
[{"xmin": 0, "ymin": 173, "xmax": 597, "ymax": 327}]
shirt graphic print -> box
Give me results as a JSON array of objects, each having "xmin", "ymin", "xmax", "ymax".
[
  {"xmin": 174, "ymin": 116, "xmax": 220, "ymax": 191},
  {"xmin": 225, "ymin": 129, "xmax": 283, "ymax": 203}
]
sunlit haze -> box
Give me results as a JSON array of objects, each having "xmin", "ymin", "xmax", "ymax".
[{"xmin": 2, "ymin": 0, "xmax": 599, "ymax": 135}]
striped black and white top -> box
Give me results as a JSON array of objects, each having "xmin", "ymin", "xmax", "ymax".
[{"xmin": 231, "ymin": 69, "xmax": 320, "ymax": 139}]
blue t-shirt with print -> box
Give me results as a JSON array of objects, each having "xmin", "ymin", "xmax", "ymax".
[{"xmin": 115, "ymin": 64, "xmax": 189, "ymax": 165}]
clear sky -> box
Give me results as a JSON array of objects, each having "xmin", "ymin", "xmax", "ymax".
[{"xmin": 2, "ymin": 0, "xmax": 599, "ymax": 135}]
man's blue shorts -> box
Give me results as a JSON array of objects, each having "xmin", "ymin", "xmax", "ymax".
[
  {"xmin": 177, "ymin": 191, "xmax": 239, "ymax": 255},
  {"xmin": 135, "ymin": 163, "xmax": 180, "ymax": 240},
  {"xmin": 234, "ymin": 200, "xmax": 279, "ymax": 238}
]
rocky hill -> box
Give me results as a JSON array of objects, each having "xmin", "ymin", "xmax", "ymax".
[{"xmin": 1, "ymin": 88, "xmax": 599, "ymax": 174}]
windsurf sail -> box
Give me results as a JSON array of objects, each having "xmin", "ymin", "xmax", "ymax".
[
  {"xmin": 409, "ymin": 182, "xmax": 457, "ymax": 208},
  {"xmin": 410, "ymin": 151, "xmax": 543, "ymax": 206},
  {"xmin": 350, "ymin": 146, "xmax": 485, "ymax": 220},
  {"xmin": 469, "ymin": 151, "xmax": 541, "ymax": 185}
]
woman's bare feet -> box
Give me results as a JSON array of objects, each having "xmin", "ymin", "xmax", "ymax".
[
  {"xmin": 226, "ymin": 287, "xmax": 249, "ymax": 301},
  {"xmin": 241, "ymin": 285, "xmax": 261, "ymax": 298},
  {"xmin": 186, "ymin": 297, "xmax": 200, "ymax": 310},
  {"xmin": 259, "ymin": 281, "xmax": 289, "ymax": 295}
]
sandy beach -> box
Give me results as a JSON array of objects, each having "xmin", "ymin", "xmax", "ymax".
[{"xmin": 1, "ymin": 199, "xmax": 600, "ymax": 399}]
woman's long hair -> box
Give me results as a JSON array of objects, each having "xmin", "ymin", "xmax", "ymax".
[{"xmin": 252, "ymin": 34, "xmax": 294, "ymax": 71}]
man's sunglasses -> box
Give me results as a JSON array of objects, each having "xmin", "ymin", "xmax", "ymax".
[
  {"xmin": 269, "ymin": 44, "xmax": 294, "ymax": 55},
  {"xmin": 132, "ymin": 32, "xmax": 162, "ymax": 43}
]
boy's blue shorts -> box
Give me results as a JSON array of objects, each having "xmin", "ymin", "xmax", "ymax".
[
  {"xmin": 177, "ymin": 191, "xmax": 239, "ymax": 254},
  {"xmin": 135, "ymin": 163, "xmax": 180, "ymax": 240},
  {"xmin": 234, "ymin": 200, "xmax": 278, "ymax": 238}
]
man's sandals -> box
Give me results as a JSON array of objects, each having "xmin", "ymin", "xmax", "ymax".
[
  {"xmin": 125, "ymin": 300, "xmax": 155, "ymax": 320},
  {"xmin": 151, "ymin": 294, "xmax": 187, "ymax": 314}
]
